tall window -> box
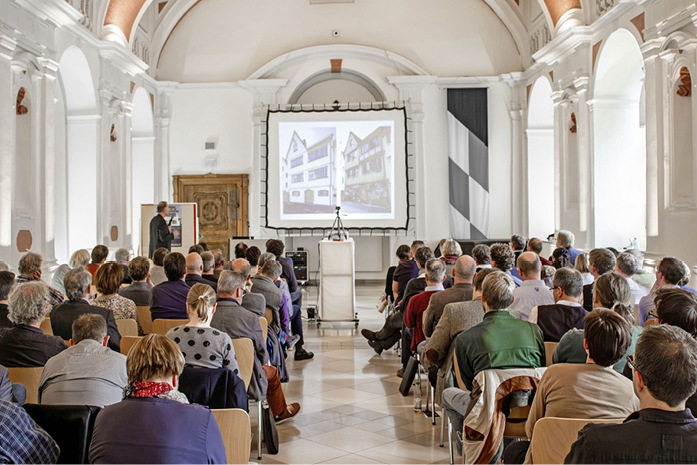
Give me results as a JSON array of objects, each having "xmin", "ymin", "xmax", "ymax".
[
  {"xmin": 291, "ymin": 156, "xmax": 303, "ymax": 168},
  {"xmin": 309, "ymin": 167, "xmax": 328, "ymax": 181},
  {"xmin": 308, "ymin": 145, "xmax": 328, "ymax": 162},
  {"xmin": 291, "ymin": 173, "xmax": 304, "ymax": 183}
]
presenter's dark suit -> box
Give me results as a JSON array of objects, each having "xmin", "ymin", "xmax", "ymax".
[
  {"xmin": 148, "ymin": 214, "xmax": 174, "ymax": 259},
  {"xmin": 50, "ymin": 299, "xmax": 121, "ymax": 352},
  {"xmin": 186, "ymin": 274, "xmax": 217, "ymax": 291}
]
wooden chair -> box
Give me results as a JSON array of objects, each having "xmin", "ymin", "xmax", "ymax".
[
  {"xmin": 40, "ymin": 317, "xmax": 53, "ymax": 336},
  {"xmin": 212, "ymin": 408, "xmax": 251, "ymax": 464},
  {"xmin": 8, "ymin": 367, "xmax": 43, "ymax": 404},
  {"xmin": 525, "ymin": 417, "xmax": 620, "ymax": 464},
  {"xmin": 645, "ymin": 318, "xmax": 659, "ymax": 327},
  {"xmin": 152, "ymin": 319, "xmax": 189, "ymax": 335},
  {"xmin": 544, "ymin": 341, "xmax": 558, "ymax": 367},
  {"xmin": 264, "ymin": 307, "xmax": 274, "ymax": 327},
  {"xmin": 230, "ymin": 338, "xmax": 254, "ymax": 391},
  {"xmin": 136, "ymin": 306, "xmax": 153, "ymax": 335},
  {"xmin": 120, "ymin": 336, "xmax": 143, "ymax": 355},
  {"xmin": 259, "ymin": 317, "xmax": 268, "ymax": 344},
  {"xmin": 116, "ymin": 318, "xmax": 138, "ymax": 337}
]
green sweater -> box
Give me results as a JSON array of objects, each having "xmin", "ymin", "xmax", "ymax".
[{"xmin": 454, "ymin": 310, "xmax": 545, "ymax": 391}]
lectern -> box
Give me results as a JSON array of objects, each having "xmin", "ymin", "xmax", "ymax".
[{"xmin": 317, "ymin": 238, "xmax": 358, "ymax": 326}]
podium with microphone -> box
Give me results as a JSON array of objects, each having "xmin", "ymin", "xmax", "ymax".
[{"xmin": 317, "ymin": 206, "xmax": 358, "ymax": 327}]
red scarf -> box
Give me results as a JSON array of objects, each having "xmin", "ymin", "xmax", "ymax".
[{"xmin": 124, "ymin": 381, "xmax": 173, "ymax": 398}]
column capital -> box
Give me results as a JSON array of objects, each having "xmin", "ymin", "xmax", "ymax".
[
  {"xmin": 240, "ymin": 79, "xmax": 288, "ymax": 106},
  {"xmin": 0, "ymin": 34, "xmax": 17, "ymax": 60}
]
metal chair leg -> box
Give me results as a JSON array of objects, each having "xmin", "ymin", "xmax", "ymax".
[
  {"xmin": 448, "ymin": 418, "xmax": 454, "ymax": 464},
  {"xmin": 431, "ymin": 384, "xmax": 436, "ymax": 425},
  {"xmin": 440, "ymin": 405, "xmax": 446, "ymax": 447},
  {"xmin": 257, "ymin": 402, "xmax": 263, "ymax": 460}
]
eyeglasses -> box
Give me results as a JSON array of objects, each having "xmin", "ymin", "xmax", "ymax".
[
  {"xmin": 627, "ymin": 354, "xmax": 636, "ymax": 370},
  {"xmin": 648, "ymin": 310, "xmax": 658, "ymax": 320}
]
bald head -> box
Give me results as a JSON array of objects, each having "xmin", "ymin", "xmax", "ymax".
[
  {"xmin": 453, "ymin": 255, "xmax": 476, "ymax": 283},
  {"xmin": 230, "ymin": 258, "xmax": 252, "ymax": 279},
  {"xmin": 186, "ymin": 253, "xmax": 203, "ymax": 276},
  {"xmin": 517, "ymin": 251, "xmax": 541, "ymax": 280}
]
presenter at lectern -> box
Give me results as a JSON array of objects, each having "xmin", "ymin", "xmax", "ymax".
[{"xmin": 149, "ymin": 201, "xmax": 179, "ymax": 258}]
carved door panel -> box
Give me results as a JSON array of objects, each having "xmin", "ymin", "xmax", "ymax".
[{"xmin": 172, "ymin": 174, "xmax": 249, "ymax": 259}]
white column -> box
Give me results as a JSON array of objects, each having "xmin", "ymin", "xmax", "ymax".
[
  {"xmin": 0, "ymin": 36, "xmax": 16, "ymax": 262},
  {"xmin": 154, "ymin": 85, "xmax": 175, "ymax": 202},
  {"xmin": 642, "ymin": 47, "xmax": 660, "ymax": 238},
  {"xmin": 39, "ymin": 58, "xmax": 59, "ymax": 268},
  {"xmin": 510, "ymin": 107, "xmax": 525, "ymax": 235},
  {"xmin": 574, "ymin": 78, "xmax": 592, "ymax": 244}
]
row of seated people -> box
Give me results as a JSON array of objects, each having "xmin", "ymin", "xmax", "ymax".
[{"xmin": 365, "ymin": 232, "xmax": 697, "ymax": 463}]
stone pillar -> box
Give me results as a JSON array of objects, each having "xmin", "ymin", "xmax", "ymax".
[
  {"xmin": 642, "ymin": 44, "xmax": 661, "ymax": 238},
  {"xmin": 0, "ymin": 36, "xmax": 17, "ymax": 262},
  {"xmin": 573, "ymin": 77, "xmax": 591, "ymax": 246},
  {"xmin": 154, "ymin": 85, "xmax": 175, "ymax": 202}
]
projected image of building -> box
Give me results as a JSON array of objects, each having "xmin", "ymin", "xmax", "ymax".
[
  {"xmin": 341, "ymin": 126, "xmax": 392, "ymax": 213},
  {"xmin": 282, "ymin": 130, "xmax": 336, "ymax": 213}
]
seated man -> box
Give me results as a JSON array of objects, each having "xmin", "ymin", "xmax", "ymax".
[
  {"xmin": 250, "ymin": 260, "xmax": 285, "ymax": 335},
  {"xmin": 115, "ymin": 248, "xmax": 132, "ymax": 285},
  {"xmin": 472, "ymin": 244, "xmax": 492, "ymax": 273},
  {"xmin": 566, "ymin": 325, "xmax": 697, "ymax": 463},
  {"xmin": 0, "ymin": 282, "xmax": 67, "ymax": 367},
  {"xmin": 582, "ymin": 248, "xmax": 616, "ymax": 312},
  {"xmin": 510, "ymin": 234, "xmax": 526, "ymax": 263},
  {"xmin": 638, "ymin": 256, "xmax": 692, "ymax": 325},
  {"xmin": 228, "ymin": 258, "xmax": 266, "ymax": 316},
  {"xmin": 404, "ymin": 259, "xmax": 446, "ymax": 355},
  {"xmin": 0, "ymin": 399, "xmax": 60, "ymax": 464},
  {"xmin": 0, "ymin": 271, "xmax": 15, "ymax": 328},
  {"xmin": 212, "ymin": 250, "xmax": 225, "ymax": 278},
  {"xmin": 150, "ymin": 252, "xmax": 190, "ymax": 320},
  {"xmin": 442, "ymin": 271, "xmax": 544, "ymax": 453},
  {"xmin": 184, "ymin": 253, "xmax": 217, "ymax": 291},
  {"xmin": 508, "ymin": 252, "xmax": 554, "ymax": 320},
  {"xmin": 615, "ymin": 251, "xmax": 649, "ymax": 304},
  {"xmin": 51, "ymin": 268, "xmax": 121, "ymax": 352},
  {"xmin": 423, "ymin": 255, "xmax": 476, "ymax": 338},
  {"xmin": 528, "ymin": 267, "xmax": 587, "ymax": 342},
  {"xmin": 0, "ymin": 364, "xmax": 26, "ymax": 404},
  {"xmin": 489, "ymin": 243, "xmax": 522, "ymax": 287},
  {"xmin": 15, "ymin": 252, "xmax": 64, "ymax": 307},
  {"xmin": 212, "ymin": 271, "xmax": 300, "ymax": 423},
  {"xmin": 39, "ymin": 314, "xmax": 127, "ymax": 407},
  {"xmin": 118, "ymin": 256, "xmax": 152, "ymax": 307},
  {"xmin": 527, "ymin": 237, "xmax": 553, "ymax": 266},
  {"xmin": 503, "ymin": 309, "xmax": 639, "ymax": 463},
  {"xmin": 149, "ymin": 247, "xmax": 168, "ymax": 286},
  {"xmin": 86, "ymin": 245, "xmax": 108, "ymax": 281},
  {"xmin": 200, "ymin": 251, "xmax": 218, "ymax": 285}
]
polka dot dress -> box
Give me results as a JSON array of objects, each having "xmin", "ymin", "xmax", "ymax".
[{"xmin": 166, "ymin": 326, "xmax": 239, "ymax": 375}]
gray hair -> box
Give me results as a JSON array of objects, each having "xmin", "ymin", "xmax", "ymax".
[
  {"xmin": 441, "ymin": 239, "xmax": 462, "ymax": 257},
  {"xmin": 482, "ymin": 271, "xmax": 516, "ymax": 310},
  {"xmin": 260, "ymin": 259, "xmax": 282, "ymax": 280},
  {"xmin": 230, "ymin": 259, "xmax": 252, "ymax": 278},
  {"xmin": 0, "ymin": 271, "xmax": 15, "ymax": 301},
  {"xmin": 616, "ymin": 252, "xmax": 639, "ymax": 277},
  {"xmin": 115, "ymin": 248, "xmax": 130, "ymax": 264},
  {"xmin": 425, "ymin": 259, "xmax": 446, "ymax": 284},
  {"xmin": 213, "ymin": 250, "xmax": 224, "ymax": 268},
  {"xmin": 0, "ymin": 261, "xmax": 9, "ymax": 271},
  {"xmin": 557, "ymin": 230, "xmax": 575, "ymax": 248},
  {"xmin": 258, "ymin": 252, "xmax": 276, "ymax": 268},
  {"xmin": 64, "ymin": 267, "xmax": 92, "ymax": 301},
  {"xmin": 201, "ymin": 251, "xmax": 215, "ymax": 273},
  {"xmin": 552, "ymin": 267, "xmax": 584, "ymax": 298},
  {"xmin": 218, "ymin": 270, "xmax": 246, "ymax": 295},
  {"xmin": 69, "ymin": 249, "xmax": 90, "ymax": 269},
  {"xmin": 18, "ymin": 252, "xmax": 42, "ymax": 276},
  {"xmin": 72, "ymin": 313, "xmax": 107, "ymax": 343},
  {"xmin": 8, "ymin": 281, "xmax": 52, "ymax": 325}
]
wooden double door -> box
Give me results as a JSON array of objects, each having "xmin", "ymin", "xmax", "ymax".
[{"xmin": 173, "ymin": 174, "xmax": 248, "ymax": 259}]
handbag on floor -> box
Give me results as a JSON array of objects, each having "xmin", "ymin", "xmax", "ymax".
[
  {"xmin": 261, "ymin": 403, "xmax": 279, "ymax": 454},
  {"xmin": 399, "ymin": 356, "xmax": 419, "ymax": 397}
]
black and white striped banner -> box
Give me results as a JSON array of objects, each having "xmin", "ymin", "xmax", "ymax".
[{"xmin": 447, "ymin": 89, "xmax": 489, "ymax": 240}]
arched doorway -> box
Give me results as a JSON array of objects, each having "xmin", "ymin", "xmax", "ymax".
[
  {"xmin": 58, "ymin": 46, "xmax": 99, "ymax": 255},
  {"xmin": 526, "ymin": 76, "xmax": 555, "ymax": 239},
  {"xmin": 592, "ymin": 29, "xmax": 646, "ymax": 250},
  {"xmin": 131, "ymin": 87, "xmax": 155, "ymax": 254}
]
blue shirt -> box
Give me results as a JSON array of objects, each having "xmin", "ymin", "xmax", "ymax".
[
  {"xmin": 150, "ymin": 280, "xmax": 190, "ymax": 320},
  {"xmin": 0, "ymin": 400, "xmax": 60, "ymax": 464}
]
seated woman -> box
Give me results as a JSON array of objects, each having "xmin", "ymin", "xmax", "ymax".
[
  {"xmin": 574, "ymin": 252, "xmax": 595, "ymax": 285},
  {"xmin": 50, "ymin": 249, "xmax": 89, "ymax": 296},
  {"xmin": 439, "ymin": 239, "xmax": 462, "ymax": 277},
  {"xmin": 391, "ymin": 244, "xmax": 418, "ymax": 304},
  {"xmin": 88, "ymin": 334, "xmax": 226, "ymax": 464},
  {"xmin": 166, "ymin": 283, "xmax": 239, "ymax": 376},
  {"xmin": 502, "ymin": 309, "xmax": 639, "ymax": 464},
  {"xmin": 377, "ymin": 245, "xmax": 411, "ymax": 313},
  {"xmin": 93, "ymin": 263, "xmax": 140, "ymax": 334},
  {"xmin": 551, "ymin": 247, "xmax": 573, "ymax": 269},
  {"xmin": 554, "ymin": 272, "xmax": 641, "ymax": 373}
]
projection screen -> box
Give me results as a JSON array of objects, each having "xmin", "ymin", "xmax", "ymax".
[{"xmin": 265, "ymin": 108, "xmax": 409, "ymax": 230}]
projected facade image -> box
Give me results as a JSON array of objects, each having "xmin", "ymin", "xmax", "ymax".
[
  {"xmin": 282, "ymin": 130, "xmax": 337, "ymax": 214},
  {"xmin": 341, "ymin": 126, "xmax": 392, "ymax": 214}
]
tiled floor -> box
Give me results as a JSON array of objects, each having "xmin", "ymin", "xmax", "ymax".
[{"xmin": 252, "ymin": 284, "xmax": 451, "ymax": 464}]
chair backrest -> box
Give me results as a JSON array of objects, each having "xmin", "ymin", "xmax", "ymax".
[
  {"xmin": 8, "ymin": 367, "xmax": 43, "ymax": 404},
  {"xmin": 120, "ymin": 336, "xmax": 143, "ymax": 355},
  {"xmin": 264, "ymin": 307, "xmax": 274, "ymax": 326},
  {"xmin": 526, "ymin": 417, "xmax": 621, "ymax": 464},
  {"xmin": 645, "ymin": 318, "xmax": 659, "ymax": 327},
  {"xmin": 259, "ymin": 317, "xmax": 268, "ymax": 344},
  {"xmin": 544, "ymin": 341, "xmax": 558, "ymax": 367},
  {"xmin": 136, "ymin": 306, "xmax": 153, "ymax": 335},
  {"xmin": 41, "ymin": 317, "xmax": 53, "ymax": 336},
  {"xmin": 24, "ymin": 404, "xmax": 101, "ymax": 464},
  {"xmin": 152, "ymin": 318, "xmax": 189, "ymax": 335},
  {"xmin": 116, "ymin": 318, "xmax": 138, "ymax": 337},
  {"xmin": 212, "ymin": 408, "xmax": 251, "ymax": 464},
  {"xmin": 230, "ymin": 338, "xmax": 254, "ymax": 391}
]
